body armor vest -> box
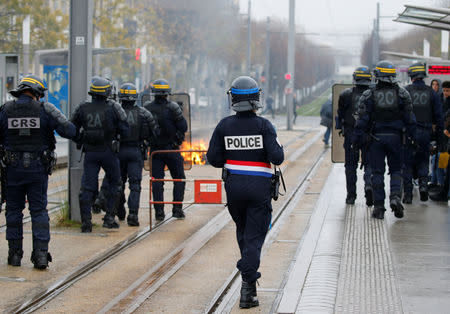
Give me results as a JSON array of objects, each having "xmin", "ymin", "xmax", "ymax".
[
  {"xmin": 405, "ymin": 85, "xmax": 432, "ymax": 124},
  {"xmin": 373, "ymin": 87, "xmax": 401, "ymax": 122},
  {"xmin": 5, "ymin": 100, "xmax": 43, "ymax": 152},
  {"xmin": 146, "ymin": 101, "xmax": 172, "ymax": 147},
  {"xmin": 82, "ymin": 102, "xmax": 111, "ymax": 151},
  {"xmin": 121, "ymin": 106, "xmax": 141, "ymax": 145}
]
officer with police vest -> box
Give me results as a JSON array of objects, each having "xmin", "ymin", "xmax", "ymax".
[
  {"xmin": 403, "ymin": 62, "xmax": 443, "ymax": 203},
  {"xmin": 1, "ymin": 75, "xmax": 77, "ymax": 269},
  {"xmin": 71, "ymin": 76, "xmax": 129, "ymax": 232},
  {"xmin": 143, "ymin": 79, "xmax": 187, "ymax": 221},
  {"xmin": 96, "ymin": 83, "xmax": 159, "ymax": 226},
  {"xmin": 207, "ymin": 76, "xmax": 284, "ymax": 309},
  {"xmin": 353, "ymin": 61, "xmax": 416, "ymax": 220},
  {"xmin": 336, "ymin": 66, "xmax": 373, "ymax": 206}
]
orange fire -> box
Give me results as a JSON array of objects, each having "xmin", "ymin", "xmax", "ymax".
[{"xmin": 181, "ymin": 140, "xmax": 208, "ymax": 165}]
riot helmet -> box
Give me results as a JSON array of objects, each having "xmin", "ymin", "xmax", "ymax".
[
  {"xmin": 408, "ymin": 62, "xmax": 427, "ymax": 80},
  {"xmin": 151, "ymin": 79, "xmax": 172, "ymax": 96},
  {"xmin": 373, "ymin": 60, "xmax": 397, "ymax": 83},
  {"xmin": 88, "ymin": 76, "xmax": 112, "ymax": 97},
  {"xmin": 118, "ymin": 83, "xmax": 138, "ymax": 103},
  {"xmin": 228, "ymin": 76, "xmax": 262, "ymax": 112},
  {"xmin": 353, "ymin": 66, "xmax": 372, "ymax": 86},
  {"xmin": 10, "ymin": 75, "xmax": 47, "ymax": 99}
]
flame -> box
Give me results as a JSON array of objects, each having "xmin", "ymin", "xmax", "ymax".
[{"xmin": 181, "ymin": 139, "xmax": 208, "ymax": 165}]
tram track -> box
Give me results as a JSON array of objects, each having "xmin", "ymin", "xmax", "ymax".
[{"xmin": 10, "ymin": 129, "xmax": 315, "ymax": 314}]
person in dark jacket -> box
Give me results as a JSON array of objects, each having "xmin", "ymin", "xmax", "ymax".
[
  {"xmin": 320, "ymin": 96, "xmax": 333, "ymax": 146},
  {"xmin": 207, "ymin": 76, "xmax": 284, "ymax": 309},
  {"xmin": 1, "ymin": 75, "xmax": 77, "ymax": 269},
  {"xmin": 144, "ymin": 79, "xmax": 188, "ymax": 221}
]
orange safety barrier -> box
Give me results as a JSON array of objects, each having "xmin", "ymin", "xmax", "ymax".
[{"xmin": 147, "ymin": 149, "xmax": 223, "ymax": 228}]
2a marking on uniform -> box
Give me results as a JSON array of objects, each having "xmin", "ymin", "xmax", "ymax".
[
  {"xmin": 224, "ymin": 135, "xmax": 263, "ymax": 150},
  {"xmin": 8, "ymin": 118, "xmax": 40, "ymax": 129}
]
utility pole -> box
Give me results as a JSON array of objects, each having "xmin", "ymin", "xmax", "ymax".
[
  {"xmin": 246, "ymin": 0, "xmax": 251, "ymax": 73},
  {"xmin": 442, "ymin": 30, "xmax": 449, "ymax": 60},
  {"xmin": 22, "ymin": 15, "xmax": 30, "ymax": 74},
  {"xmin": 68, "ymin": 0, "xmax": 93, "ymax": 221},
  {"xmin": 265, "ymin": 17, "xmax": 271, "ymax": 95},
  {"xmin": 286, "ymin": 0, "xmax": 295, "ymax": 131}
]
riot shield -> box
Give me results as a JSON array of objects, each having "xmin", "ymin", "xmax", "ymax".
[
  {"xmin": 143, "ymin": 92, "xmax": 193, "ymax": 171},
  {"xmin": 332, "ymin": 84, "xmax": 353, "ymax": 163}
]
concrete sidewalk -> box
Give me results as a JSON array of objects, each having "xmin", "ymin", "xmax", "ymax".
[{"xmin": 278, "ymin": 163, "xmax": 450, "ymax": 313}]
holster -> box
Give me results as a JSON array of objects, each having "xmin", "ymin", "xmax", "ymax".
[
  {"xmin": 271, "ymin": 171, "xmax": 281, "ymax": 201},
  {"xmin": 222, "ymin": 168, "xmax": 229, "ymax": 181}
]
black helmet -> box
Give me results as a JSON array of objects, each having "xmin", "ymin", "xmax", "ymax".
[
  {"xmin": 118, "ymin": 83, "xmax": 138, "ymax": 101},
  {"xmin": 10, "ymin": 75, "xmax": 47, "ymax": 98},
  {"xmin": 353, "ymin": 66, "xmax": 372, "ymax": 85},
  {"xmin": 88, "ymin": 76, "xmax": 112, "ymax": 97},
  {"xmin": 228, "ymin": 76, "xmax": 261, "ymax": 112},
  {"xmin": 373, "ymin": 60, "xmax": 396, "ymax": 83},
  {"xmin": 151, "ymin": 79, "xmax": 171, "ymax": 96},
  {"xmin": 408, "ymin": 62, "xmax": 427, "ymax": 80}
]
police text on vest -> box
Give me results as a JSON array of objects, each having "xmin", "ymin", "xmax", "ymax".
[
  {"xmin": 8, "ymin": 118, "xmax": 40, "ymax": 129},
  {"xmin": 224, "ymin": 135, "xmax": 263, "ymax": 150}
]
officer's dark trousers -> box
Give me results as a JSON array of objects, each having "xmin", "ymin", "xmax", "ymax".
[
  {"xmin": 344, "ymin": 133, "xmax": 372, "ymax": 198},
  {"xmin": 79, "ymin": 150, "xmax": 121, "ymax": 221},
  {"xmin": 403, "ymin": 127, "xmax": 431, "ymax": 196},
  {"xmin": 369, "ymin": 133, "xmax": 403, "ymax": 206},
  {"xmin": 225, "ymin": 175, "xmax": 272, "ymax": 283},
  {"xmin": 5, "ymin": 160, "xmax": 49, "ymax": 250},
  {"xmin": 151, "ymin": 148, "xmax": 185, "ymax": 210},
  {"xmin": 119, "ymin": 146, "xmax": 143, "ymax": 214}
]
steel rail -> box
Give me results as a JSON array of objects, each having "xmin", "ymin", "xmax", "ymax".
[{"xmin": 11, "ymin": 130, "xmax": 312, "ymax": 314}]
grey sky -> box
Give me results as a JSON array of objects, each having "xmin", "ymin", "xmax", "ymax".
[{"xmin": 240, "ymin": 0, "xmax": 444, "ymax": 53}]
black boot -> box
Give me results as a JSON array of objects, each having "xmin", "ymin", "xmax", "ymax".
[
  {"xmin": 403, "ymin": 194, "xmax": 412, "ymax": 204},
  {"xmin": 127, "ymin": 213, "xmax": 140, "ymax": 227},
  {"xmin": 92, "ymin": 194, "xmax": 106, "ymax": 214},
  {"xmin": 31, "ymin": 250, "xmax": 52, "ymax": 270},
  {"xmin": 345, "ymin": 194, "xmax": 356, "ymax": 205},
  {"xmin": 8, "ymin": 249, "xmax": 23, "ymax": 266},
  {"xmin": 365, "ymin": 187, "xmax": 373, "ymax": 207},
  {"xmin": 371, "ymin": 205, "xmax": 385, "ymax": 219},
  {"xmin": 155, "ymin": 206, "xmax": 165, "ymax": 222},
  {"xmin": 419, "ymin": 183, "xmax": 429, "ymax": 202},
  {"xmin": 117, "ymin": 206, "xmax": 126, "ymax": 221},
  {"xmin": 390, "ymin": 196, "xmax": 404, "ymax": 218},
  {"xmin": 102, "ymin": 214, "xmax": 119, "ymax": 229},
  {"xmin": 81, "ymin": 220, "xmax": 92, "ymax": 233},
  {"xmin": 239, "ymin": 281, "xmax": 259, "ymax": 309},
  {"xmin": 172, "ymin": 206, "xmax": 185, "ymax": 219}
]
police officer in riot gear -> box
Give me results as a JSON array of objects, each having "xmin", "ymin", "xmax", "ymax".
[
  {"xmin": 0, "ymin": 75, "xmax": 77, "ymax": 269},
  {"xmin": 96, "ymin": 83, "xmax": 159, "ymax": 226},
  {"xmin": 336, "ymin": 66, "xmax": 373, "ymax": 205},
  {"xmin": 143, "ymin": 79, "xmax": 187, "ymax": 221},
  {"xmin": 71, "ymin": 76, "xmax": 129, "ymax": 232},
  {"xmin": 353, "ymin": 61, "xmax": 416, "ymax": 219},
  {"xmin": 207, "ymin": 76, "xmax": 284, "ymax": 309},
  {"xmin": 403, "ymin": 62, "xmax": 443, "ymax": 203}
]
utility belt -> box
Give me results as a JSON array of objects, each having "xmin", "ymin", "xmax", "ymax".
[{"xmin": 3, "ymin": 150, "xmax": 56, "ymax": 174}]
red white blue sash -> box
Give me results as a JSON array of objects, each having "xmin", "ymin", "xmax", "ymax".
[{"xmin": 224, "ymin": 159, "xmax": 272, "ymax": 177}]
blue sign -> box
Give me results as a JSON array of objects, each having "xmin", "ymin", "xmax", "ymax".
[{"xmin": 43, "ymin": 65, "xmax": 68, "ymax": 115}]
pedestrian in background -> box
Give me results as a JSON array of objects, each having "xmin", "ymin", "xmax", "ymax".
[{"xmin": 320, "ymin": 96, "xmax": 333, "ymax": 146}]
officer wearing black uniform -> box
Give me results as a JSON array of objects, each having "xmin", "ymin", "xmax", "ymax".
[
  {"xmin": 96, "ymin": 83, "xmax": 159, "ymax": 226},
  {"xmin": 403, "ymin": 62, "xmax": 443, "ymax": 203},
  {"xmin": 71, "ymin": 76, "xmax": 129, "ymax": 232},
  {"xmin": 353, "ymin": 61, "xmax": 416, "ymax": 219},
  {"xmin": 0, "ymin": 75, "xmax": 77, "ymax": 269},
  {"xmin": 207, "ymin": 76, "xmax": 284, "ymax": 309},
  {"xmin": 336, "ymin": 66, "xmax": 373, "ymax": 205},
  {"xmin": 143, "ymin": 79, "xmax": 187, "ymax": 221}
]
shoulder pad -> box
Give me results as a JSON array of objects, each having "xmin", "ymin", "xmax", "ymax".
[
  {"xmin": 398, "ymin": 86, "xmax": 411, "ymax": 99},
  {"xmin": 109, "ymin": 100, "xmax": 127, "ymax": 121},
  {"xmin": 341, "ymin": 88, "xmax": 353, "ymax": 97},
  {"xmin": 360, "ymin": 88, "xmax": 372, "ymax": 100},
  {"xmin": 167, "ymin": 101, "xmax": 184, "ymax": 120},
  {"xmin": 138, "ymin": 106, "xmax": 154, "ymax": 120},
  {"xmin": 43, "ymin": 102, "xmax": 69, "ymax": 124}
]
